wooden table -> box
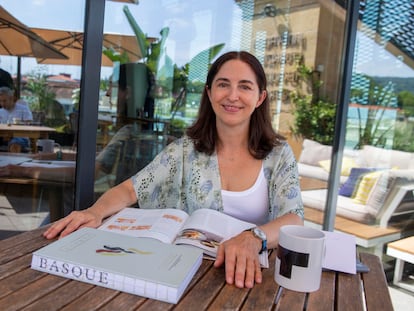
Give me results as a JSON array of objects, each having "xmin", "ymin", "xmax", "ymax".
[
  {"xmin": 0, "ymin": 154, "xmax": 75, "ymax": 220},
  {"xmin": 387, "ymin": 236, "xmax": 414, "ymax": 293},
  {"xmin": 0, "ymin": 226, "xmax": 394, "ymax": 310},
  {"xmin": 0, "ymin": 124, "xmax": 56, "ymax": 153},
  {"xmin": 0, "ymin": 177, "xmax": 72, "ymax": 222}
]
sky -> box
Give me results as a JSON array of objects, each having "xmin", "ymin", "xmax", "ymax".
[
  {"xmin": 354, "ymin": 32, "xmax": 414, "ymax": 78},
  {"xmin": 1, "ymin": 0, "xmax": 413, "ymax": 80},
  {"xmin": 0, "ymin": 0, "xmax": 241, "ymax": 80}
]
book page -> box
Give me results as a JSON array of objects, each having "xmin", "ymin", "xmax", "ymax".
[
  {"xmin": 99, "ymin": 208, "xmax": 189, "ymax": 244},
  {"xmin": 174, "ymin": 209, "xmax": 255, "ymax": 257}
]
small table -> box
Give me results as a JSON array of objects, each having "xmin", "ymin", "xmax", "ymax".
[
  {"xmin": 0, "ymin": 226, "xmax": 394, "ymax": 310},
  {"xmin": 387, "ymin": 236, "xmax": 414, "ymax": 293},
  {"xmin": 0, "ymin": 124, "xmax": 56, "ymax": 153},
  {"xmin": 0, "ymin": 154, "xmax": 75, "ymax": 220}
]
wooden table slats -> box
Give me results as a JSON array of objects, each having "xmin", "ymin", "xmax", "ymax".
[
  {"xmin": 360, "ymin": 252, "xmax": 394, "ymax": 310},
  {"xmin": 59, "ymin": 286, "xmax": 120, "ymax": 311},
  {"xmin": 275, "ymin": 288, "xmax": 307, "ymax": 311},
  {"xmin": 0, "ymin": 275, "xmax": 69, "ymax": 311},
  {"xmin": 306, "ymin": 270, "xmax": 335, "ymax": 311},
  {"xmin": 0, "ymin": 226, "xmax": 394, "ymax": 310},
  {"xmin": 21, "ymin": 281, "xmax": 95, "ymax": 311},
  {"xmin": 336, "ymin": 271, "xmax": 364, "ymax": 311},
  {"xmin": 97, "ymin": 292, "xmax": 147, "ymax": 311},
  {"xmin": 241, "ymin": 251, "xmax": 280, "ymax": 311}
]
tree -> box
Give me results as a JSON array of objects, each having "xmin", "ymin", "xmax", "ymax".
[
  {"xmin": 25, "ymin": 70, "xmax": 56, "ymax": 111},
  {"xmin": 397, "ymin": 90, "xmax": 414, "ymax": 118},
  {"xmin": 350, "ymin": 77, "xmax": 397, "ymax": 149},
  {"xmin": 290, "ymin": 65, "xmax": 336, "ymax": 145}
]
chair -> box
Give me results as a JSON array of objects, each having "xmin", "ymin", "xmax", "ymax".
[
  {"xmin": 115, "ymin": 133, "xmax": 166, "ymax": 185},
  {"xmin": 93, "ymin": 132, "xmax": 167, "ymax": 197}
]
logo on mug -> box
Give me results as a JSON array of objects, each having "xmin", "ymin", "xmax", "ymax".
[{"xmin": 277, "ymin": 245, "xmax": 309, "ymax": 278}]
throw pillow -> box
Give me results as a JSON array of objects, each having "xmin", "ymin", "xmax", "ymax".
[
  {"xmin": 319, "ymin": 157, "xmax": 358, "ymax": 176},
  {"xmin": 352, "ymin": 170, "xmax": 384, "ymax": 204},
  {"xmin": 299, "ymin": 139, "xmax": 332, "ymax": 166},
  {"xmin": 338, "ymin": 167, "xmax": 380, "ymax": 197},
  {"xmin": 365, "ymin": 169, "xmax": 413, "ymax": 213}
]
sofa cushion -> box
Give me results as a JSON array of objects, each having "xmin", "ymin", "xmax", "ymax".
[
  {"xmin": 367, "ymin": 169, "xmax": 414, "ymax": 213},
  {"xmin": 299, "ymin": 139, "xmax": 332, "ymax": 166},
  {"xmin": 298, "ymin": 163, "xmax": 330, "ymax": 181},
  {"xmin": 353, "ymin": 170, "xmax": 384, "ymax": 204},
  {"xmin": 338, "ymin": 167, "xmax": 380, "ymax": 197},
  {"xmin": 359, "ymin": 145, "xmax": 414, "ymax": 169},
  {"xmin": 302, "ymin": 189, "xmax": 377, "ymax": 224},
  {"xmin": 319, "ymin": 157, "xmax": 358, "ymax": 176},
  {"xmin": 298, "ymin": 163, "xmax": 349, "ymax": 184}
]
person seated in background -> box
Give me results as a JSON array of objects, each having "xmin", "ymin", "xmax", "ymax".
[
  {"xmin": 0, "ymin": 67, "xmax": 14, "ymax": 90},
  {"xmin": 0, "ymin": 86, "xmax": 33, "ymax": 152},
  {"xmin": 0, "ymin": 67, "xmax": 158, "ymax": 204}
]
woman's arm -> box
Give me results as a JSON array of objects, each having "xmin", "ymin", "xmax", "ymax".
[{"xmin": 261, "ymin": 212, "xmax": 304, "ymax": 249}]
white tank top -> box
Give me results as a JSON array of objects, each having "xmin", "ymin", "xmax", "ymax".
[{"xmin": 221, "ymin": 166, "xmax": 269, "ymax": 225}]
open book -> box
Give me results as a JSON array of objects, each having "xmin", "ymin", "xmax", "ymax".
[{"xmin": 99, "ymin": 208, "xmax": 269, "ymax": 268}]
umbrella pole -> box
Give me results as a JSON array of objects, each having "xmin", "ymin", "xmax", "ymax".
[{"xmin": 16, "ymin": 56, "xmax": 21, "ymax": 98}]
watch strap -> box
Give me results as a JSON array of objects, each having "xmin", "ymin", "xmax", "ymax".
[{"xmin": 251, "ymin": 227, "xmax": 267, "ymax": 254}]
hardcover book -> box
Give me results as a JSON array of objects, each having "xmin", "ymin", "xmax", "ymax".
[
  {"xmin": 99, "ymin": 208, "xmax": 269, "ymax": 268},
  {"xmin": 31, "ymin": 227, "xmax": 203, "ymax": 304}
]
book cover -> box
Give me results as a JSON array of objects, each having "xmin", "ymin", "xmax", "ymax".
[{"xmin": 31, "ymin": 227, "xmax": 203, "ymax": 304}]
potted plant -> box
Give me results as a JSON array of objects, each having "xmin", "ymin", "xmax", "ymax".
[
  {"xmin": 103, "ymin": 5, "xmax": 225, "ymax": 137},
  {"xmin": 103, "ymin": 5, "xmax": 169, "ymax": 119}
]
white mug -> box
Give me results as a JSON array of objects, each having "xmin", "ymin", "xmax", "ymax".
[
  {"xmin": 37, "ymin": 139, "xmax": 59, "ymax": 153},
  {"xmin": 275, "ymin": 225, "xmax": 325, "ymax": 292}
]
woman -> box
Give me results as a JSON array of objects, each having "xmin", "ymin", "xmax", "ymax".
[{"xmin": 44, "ymin": 51, "xmax": 304, "ymax": 288}]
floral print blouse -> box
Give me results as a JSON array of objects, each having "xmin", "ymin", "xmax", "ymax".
[{"xmin": 131, "ymin": 135, "xmax": 304, "ymax": 223}]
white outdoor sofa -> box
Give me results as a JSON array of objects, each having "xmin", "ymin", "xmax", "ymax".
[{"xmin": 297, "ymin": 139, "xmax": 414, "ymax": 255}]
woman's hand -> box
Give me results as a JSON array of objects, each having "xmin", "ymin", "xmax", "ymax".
[
  {"xmin": 214, "ymin": 230, "xmax": 262, "ymax": 288},
  {"xmin": 43, "ymin": 209, "xmax": 103, "ymax": 240},
  {"xmin": 43, "ymin": 180, "xmax": 137, "ymax": 240}
]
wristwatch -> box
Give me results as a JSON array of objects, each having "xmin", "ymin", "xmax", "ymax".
[{"xmin": 250, "ymin": 227, "xmax": 267, "ymax": 254}]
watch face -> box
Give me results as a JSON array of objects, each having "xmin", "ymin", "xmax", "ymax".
[{"xmin": 253, "ymin": 227, "xmax": 266, "ymax": 240}]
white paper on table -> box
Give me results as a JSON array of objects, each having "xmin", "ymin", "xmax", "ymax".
[
  {"xmin": 20, "ymin": 160, "xmax": 76, "ymax": 168},
  {"xmin": 0, "ymin": 155, "xmax": 32, "ymax": 166},
  {"xmin": 322, "ymin": 230, "xmax": 356, "ymax": 274}
]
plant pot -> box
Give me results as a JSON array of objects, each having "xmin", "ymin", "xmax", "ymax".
[{"xmin": 124, "ymin": 63, "xmax": 149, "ymax": 118}]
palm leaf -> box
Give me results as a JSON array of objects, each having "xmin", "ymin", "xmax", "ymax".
[{"xmin": 123, "ymin": 5, "xmax": 147, "ymax": 60}]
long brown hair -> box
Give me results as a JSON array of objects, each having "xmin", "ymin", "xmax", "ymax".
[{"xmin": 186, "ymin": 51, "xmax": 285, "ymax": 159}]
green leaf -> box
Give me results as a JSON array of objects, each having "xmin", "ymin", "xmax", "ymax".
[{"xmin": 123, "ymin": 5, "xmax": 148, "ymax": 60}]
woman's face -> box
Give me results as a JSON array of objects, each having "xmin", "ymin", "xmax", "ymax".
[{"xmin": 207, "ymin": 59, "xmax": 266, "ymax": 130}]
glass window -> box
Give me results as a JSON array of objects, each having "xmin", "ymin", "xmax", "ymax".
[
  {"xmin": 94, "ymin": 0, "xmax": 348, "ymax": 198},
  {"xmin": 0, "ymin": 0, "xmax": 85, "ymax": 237},
  {"xmin": 344, "ymin": 0, "xmax": 414, "ymax": 229}
]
